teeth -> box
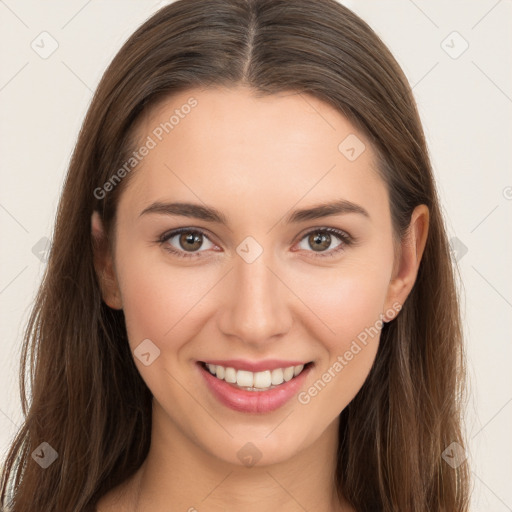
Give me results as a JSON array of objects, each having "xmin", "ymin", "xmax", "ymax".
[
  {"xmin": 283, "ymin": 367, "xmax": 294, "ymax": 382},
  {"xmin": 224, "ymin": 367, "xmax": 237, "ymax": 383},
  {"xmin": 253, "ymin": 370, "xmax": 272, "ymax": 388},
  {"xmin": 236, "ymin": 370, "xmax": 253, "ymax": 387},
  {"xmin": 204, "ymin": 363, "xmax": 307, "ymax": 390},
  {"xmin": 215, "ymin": 365, "xmax": 225, "ymax": 380},
  {"xmin": 271, "ymin": 368, "xmax": 284, "ymax": 385}
]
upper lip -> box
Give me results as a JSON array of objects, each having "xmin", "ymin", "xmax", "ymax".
[{"xmin": 199, "ymin": 359, "xmax": 311, "ymax": 372}]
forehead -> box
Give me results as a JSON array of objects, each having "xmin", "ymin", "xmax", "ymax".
[
  {"xmin": 136, "ymin": 85, "xmax": 368, "ymax": 161},
  {"xmin": 118, "ymin": 86, "xmax": 387, "ymax": 225}
]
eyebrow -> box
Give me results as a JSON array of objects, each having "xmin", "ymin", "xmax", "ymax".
[{"xmin": 139, "ymin": 199, "xmax": 370, "ymax": 225}]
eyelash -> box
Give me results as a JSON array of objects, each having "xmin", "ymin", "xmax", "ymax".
[{"xmin": 157, "ymin": 227, "xmax": 353, "ymax": 260}]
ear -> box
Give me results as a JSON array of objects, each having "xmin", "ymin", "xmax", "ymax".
[
  {"xmin": 91, "ymin": 211, "xmax": 123, "ymax": 310},
  {"xmin": 383, "ymin": 204, "xmax": 429, "ymax": 321}
]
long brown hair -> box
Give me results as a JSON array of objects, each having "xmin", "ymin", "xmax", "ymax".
[{"xmin": 0, "ymin": 0, "xmax": 470, "ymax": 510}]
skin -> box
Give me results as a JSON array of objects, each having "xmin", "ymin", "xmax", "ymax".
[{"xmin": 92, "ymin": 85, "xmax": 429, "ymax": 512}]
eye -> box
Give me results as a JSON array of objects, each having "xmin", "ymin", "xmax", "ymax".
[
  {"xmin": 295, "ymin": 227, "xmax": 353, "ymax": 258},
  {"xmin": 157, "ymin": 226, "xmax": 353, "ymax": 260},
  {"xmin": 158, "ymin": 228, "xmax": 216, "ymax": 259}
]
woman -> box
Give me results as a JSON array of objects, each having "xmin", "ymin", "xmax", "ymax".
[{"xmin": 0, "ymin": 0, "xmax": 470, "ymax": 510}]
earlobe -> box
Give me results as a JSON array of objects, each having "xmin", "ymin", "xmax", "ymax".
[
  {"xmin": 91, "ymin": 211, "xmax": 123, "ymax": 310},
  {"xmin": 383, "ymin": 204, "xmax": 429, "ymax": 320}
]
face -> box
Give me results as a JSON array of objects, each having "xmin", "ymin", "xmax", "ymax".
[{"xmin": 93, "ymin": 85, "xmax": 411, "ymax": 468}]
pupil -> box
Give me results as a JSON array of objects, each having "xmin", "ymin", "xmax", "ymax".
[
  {"xmin": 181, "ymin": 232, "xmax": 202, "ymax": 251},
  {"xmin": 311, "ymin": 232, "xmax": 330, "ymax": 251}
]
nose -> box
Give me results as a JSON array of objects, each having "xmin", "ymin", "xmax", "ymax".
[{"xmin": 217, "ymin": 249, "xmax": 293, "ymax": 349}]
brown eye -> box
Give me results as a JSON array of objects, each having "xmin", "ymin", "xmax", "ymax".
[
  {"xmin": 178, "ymin": 231, "xmax": 203, "ymax": 252},
  {"xmin": 159, "ymin": 228, "xmax": 215, "ymax": 258},
  {"xmin": 296, "ymin": 228, "xmax": 352, "ymax": 258},
  {"xmin": 308, "ymin": 232, "xmax": 332, "ymax": 252}
]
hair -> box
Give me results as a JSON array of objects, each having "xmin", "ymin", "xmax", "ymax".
[{"xmin": 0, "ymin": 0, "xmax": 470, "ymax": 510}]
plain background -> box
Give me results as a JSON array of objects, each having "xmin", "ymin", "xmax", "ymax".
[{"xmin": 0, "ymin": 0, "xmax": 511, "ymax": 509}]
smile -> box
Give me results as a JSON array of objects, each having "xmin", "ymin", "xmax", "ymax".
[
  {"xmin": 197, "ymin": 360, "xmax": 314, "ymax": 413},
  {"xmin": 202, "ymin": 362, "xmax": 308, "ymax": 391}
]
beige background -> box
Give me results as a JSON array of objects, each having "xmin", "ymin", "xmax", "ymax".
[{"xmin": 1, "ymin": 1, "xmax": 511, "ymax": 509}]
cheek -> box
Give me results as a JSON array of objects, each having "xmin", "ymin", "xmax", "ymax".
[
  {"xmin": 113, "ymin": 241, "xmax": 166, "ymax": 343},
  {"xmin": 289, "ymin": 256, "xmax": 391, "ymax": 412},
  {"xmin": 293, "ymin": 278, "xmax": 386, "ymax": 421},
  {"xmin": 291, "ymin": 258, "xmax": 391, "ymax": 349},
  {"xmin": 115, "ymin": 247, "xmax": 217, "ymax": 355}
]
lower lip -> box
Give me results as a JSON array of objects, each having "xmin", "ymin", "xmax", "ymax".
[{"xmin": 197, "ymin": 362, "xmax": 313, "ymax": 414}]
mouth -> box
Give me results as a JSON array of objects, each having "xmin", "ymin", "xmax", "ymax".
[
  {"xmin": 196, "ymin": 360, "xmax": 314, "ymax": 413},
  {"xmin": 199, "ymin": 361, "xmax": 313, "ymax": 391}
]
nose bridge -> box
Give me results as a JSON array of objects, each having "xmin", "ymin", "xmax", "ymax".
[{"xmin": 219, "ymin": 242, "xmax": 291, "ymax": 345}]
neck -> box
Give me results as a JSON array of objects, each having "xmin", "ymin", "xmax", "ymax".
[{"xmin": 121, "ymin": 402, "xmax": 349, "ymax": 512}]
